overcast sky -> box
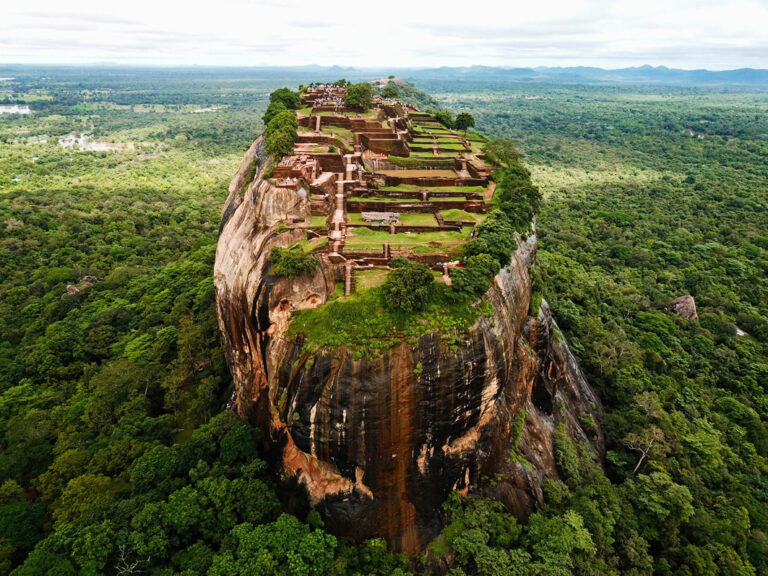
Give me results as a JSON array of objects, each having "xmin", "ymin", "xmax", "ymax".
[{"xmin": 2, "ymin": 0, "xmax": 767, "ymax": 69}]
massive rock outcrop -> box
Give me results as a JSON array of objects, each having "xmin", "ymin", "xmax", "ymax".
[{"xmin": 214, "ymin": 138, "xmax": 603, "ymax": 554}]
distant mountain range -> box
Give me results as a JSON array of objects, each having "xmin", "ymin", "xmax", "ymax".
[
  {"xmin": 2, "ymin": 63, "xmax": 767, "ymax": 87},
  {"xmin": 399, "ymin": 64, "xmax": 768, "ymax": 86}
]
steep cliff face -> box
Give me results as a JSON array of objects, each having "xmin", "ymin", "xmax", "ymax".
[{"xmin": 214, "ymin": 141, "xmax": 603, "ymax": 554}]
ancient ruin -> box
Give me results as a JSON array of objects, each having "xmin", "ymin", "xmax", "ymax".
[{"xmin": 214, "ymin": 82, "xmax": 603, "ymax": 553}]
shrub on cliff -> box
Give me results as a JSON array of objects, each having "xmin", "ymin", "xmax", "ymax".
[
  {"xmin": 270, "ymin": 87, "xmax": 302, "ymax": 109},
  {"xmin": 483, "ymin": 138, "xmax": 521, "ymax": 166},
  {"xmin": 264, "ymin": 111, "xmax": 299, "ymax": 159},
  {"xmin": 450, "ymin": 254, "xmax": 500, "ymax": 300},
  {"xmin": 465, "ymin": 210, "xmax": 519, "ymax": 266},
  {"xmin": 381, "ymin": 261, "xmax": 434, "ymax": 313},
  {"xmin": 262, "ymin": 100, "xmax": 287, "ymax": 125},
  {"xmin": 262, "ymin": 87, "xmax": 301, "ymax": 125},
  {"xmin": 344, "ymin": 83, "xmax": 374, "ymax": 111},
  {"xmin": 269, "ymin": 247, "xmax": 318, "ymax": 279},
  {"xmin": 494, "ymin": 163, "xmax": 542, "ymax": 230}
]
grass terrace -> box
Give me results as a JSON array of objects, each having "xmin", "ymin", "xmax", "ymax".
[
  {"xmin": 313, "ymin": 109, "xmax": 376, "ymax": 117},
  {"xmin": 291, "ymin": 235, "xmax": 329, "ymax": 254},
  {"xmin": 410, "ymin": 151, "xmax": 461, "ymax": 158},
  {"xmin": 348, "ymin": 196, "xmax": 418, "ymax": 203},
  {"xmin": 465, "ymin": 131, "xmax": 488, "ymax": 142},
  {"xmin": 413, "ymin": 137, "xmax": 462, "ymax": 143},
  {"xmin": 345, "ymin": 227, "xmax": 473, "ymax": 251},
  {"xmin": 388, "ymin": 155, "xmax": 456, "ymax": 168},
  {"xmin": 348, "ymin": 195, "xmax": 469, "ymax": 204},
  {"xmin": 413, "ymin": 126, "xmax": 451, "ymax": 134},
  {"xmin": 377, "ymin": 169, "xmax": 458, "ymax": 178},
  {"xmin": 354, "ymin": 268, "xmax": 390, "ymax": 290},
  {"xmin": 435, "ymin": 143, "xmax": 468, "ymax": 151},
  {"xmin": 379, "ymin": 184, "xmax": 488, "ymax": 193},
  {"xmin": 397, "ymin": 213, "xmax": 439, "ymax": 226},
  {"xmin": 408, "ymin": 142, "xmax": 435, "ymax": 151},
  {"xmin": 439, "ymin": 209, "xmax": 487, "ymax": 224},
  {"xmin": 320, "ymin": 125, "xmax": 354, "ymax": 150}
]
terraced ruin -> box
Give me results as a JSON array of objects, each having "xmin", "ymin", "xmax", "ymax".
[{"xmin": 268, "ymin": 83, "xmax": 496, "ymax": 294}]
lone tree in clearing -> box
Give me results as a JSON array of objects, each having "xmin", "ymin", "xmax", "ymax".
[
  {"xmin": 455, "ymin": 112, "xmax": 475, "ymax": 132},
  {"xmin": 344, "ymin": 83, "xmax": 374, "ymax": 111}
]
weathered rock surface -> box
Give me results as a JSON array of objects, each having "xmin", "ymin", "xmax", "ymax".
[
  {"xmin": 669, "ymin": 295, "xmax": 698, "ymax": 320},
  {"xmin": 61, "ymin": 284, "xmax": 80, "ymax": 299},
  {"xmin": 214, "ymin": 142, "xmax": 603, "ymax": 553}
]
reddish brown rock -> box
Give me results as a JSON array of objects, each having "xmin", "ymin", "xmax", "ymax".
[{"xmin": 214, "ymin": 139, "xmax": 603, "ymax": 553}]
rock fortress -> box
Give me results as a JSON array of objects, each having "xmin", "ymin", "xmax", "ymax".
[{"xmin": 214, "ymin": 80, "xmax": 603, "ymax": 554}]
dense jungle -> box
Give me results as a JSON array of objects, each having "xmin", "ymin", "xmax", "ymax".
[{"xmin": 0, "ymin": 66, "xmax": 766, "ymax": 575}]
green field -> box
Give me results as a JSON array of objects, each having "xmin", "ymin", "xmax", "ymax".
[{"xmin": 397, "ymin": 213, "xmax": 439, "ymax": 226}]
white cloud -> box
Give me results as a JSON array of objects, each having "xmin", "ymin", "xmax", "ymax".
[{"xmin": 1, "ymin": 0, "xmax": 767, "ymax": 68}]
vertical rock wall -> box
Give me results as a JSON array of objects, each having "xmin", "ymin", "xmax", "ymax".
[{"xmin": 214, "ymin": 144, "xmax": 603, "ymax": 553}]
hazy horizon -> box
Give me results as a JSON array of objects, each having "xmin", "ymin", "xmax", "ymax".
[
  {"xmin": 1, "ymin": 63, "xmax": 767, "ymax": 73},
  {"xmin": 3, "ymin": 0, "xmax": 768, "ymax": 70}
]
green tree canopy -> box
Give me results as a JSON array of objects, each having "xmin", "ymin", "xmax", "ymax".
[
  {"xmin": 344, "ymin": 83, "xmax": 374, "ymax": 111},
  {"xmin": 381, "ymin": 262, "xmax": 434, "ymax": 313},
  {"xmin": 381, "ymin": 85, "xmax": 399, "ymax": 99},
  {"xmin": 264, "ymin": 111, "xmax": 299, "ymax": 159},
  {"xmin": 455, "ymin": 112, "xmax": 476, "ymax": 132},
  {"xmin": 269, "ymin": 88, "xmax": 302, "ymax": 109}
]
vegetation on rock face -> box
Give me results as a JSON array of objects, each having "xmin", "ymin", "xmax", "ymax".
[
  {"xmin": 450, "ymin": 254, "xmax": 500, "ymax": 300},
  {"xmin": 264, "ymin": 109, "xmax": 299, "ymax": 159},
  {"xmin": 288, "ymin": 281, "xmax": 488, "ymax": 356},
  {"xmin": 268, "ymin": 246, "xmax": 318, "ymax": 279}
]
